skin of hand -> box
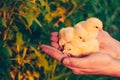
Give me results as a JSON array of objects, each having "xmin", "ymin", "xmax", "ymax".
[
  {"xmin": 40, "ymin": 45, "xmax": 120, "ymax": 77},
  {"xmin": 80, "ymin": 17, "xmax": 103, "ymax": 40},
  {"xmin": 40, "ymin": 31, "xmax": 120, "ymax": 77},
  {"xmin": 97, "ymin": 31, "xmax": 120, "ymax": 59}
]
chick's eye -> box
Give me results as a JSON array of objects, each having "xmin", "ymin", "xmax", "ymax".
[
  {"xmin": 96, "ymin": 26, "xmax": 98, "ymax": 28},
  {"xmin": 68, "ymin": 49, "xmax": 71, "ymax": 51},
  {"xmin": 79, "ymin": 37, "xmax": 82, "ymax": 39}
]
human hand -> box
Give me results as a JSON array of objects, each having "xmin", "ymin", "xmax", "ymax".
[
  {"xmin": 40, "ymin": 30, "xmax": 120, "ymax": 77},
  {"xmin": 40, "ymin": 44, "xmax": 120, "ymax": 77},
  {"xmin": 50, "ymin": 31, "xmax": 120, "ymax": 59},
  {"xmin": 97, "ymin": 30, "xmax": 120, "ymax": 59}
]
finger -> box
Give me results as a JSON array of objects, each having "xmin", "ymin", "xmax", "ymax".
[
  {"xmin": 63, "ymin": 57, "xmax": 90, "ymax": 68},
  {"xmin": 40, "ymin": 44, "xmax": 67, "ymax": 62},
  {"xmin": 65, "ymin": 65, "xmax": 100, "ymax": 75},
  {"xmin": 72, "ymin": 70, "xmax": 99, "ymax": 75},
  {"xmin": 51, "ymin": 32, "xmax": 58, "ymax": 37},
  {"xmin": 63, "ymin": 64, "xmax": 84, "ymax": 74},
  {"xmin": 72, "ymin": 69, "xmax": 88, "ymax": 75},
  {"xmin": 100, "ymin": 48, "xmax": 116, "ymax": 58},
  {"xmin": 51, "ymin": 42, "xmax": 59, "ymax": 49},
  {"xmin": 65, "ymin": 64, "xmax": 93, "ymax": 73},
  {"xmin": 64, "ymin": 65, "xmax": 93, "ymax": 75},
  {"xmin": 50, "ymin": 32, "xmax": 59, "ymax": 42},
  {"xmin": 51, "ymin": 42, "xmax": 63, "ymax": 50},
  {"xmin": 50, "ymin": 36, "xmax": 59, "ymax": 42}
]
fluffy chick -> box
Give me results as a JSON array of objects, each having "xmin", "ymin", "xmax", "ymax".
[
  {"xmin": 63, "ymin": 39, "xmax": 99, "ymax": 57},
  {"xmin": 74, "ymin": 23, "xmax": 88, "ymax": 42},
  {"xmin": 63, "ymin": 42, "xmax": 84, "ymax": 57},
  {"xmin": 59, "ymin": 27, "xmax": 74, "ymax": 47},
  {"xmin": 60, "ymin": 17, "xmax": 101, "ymax": 57},
  {"xmin": 83, "ymin": 39, "xmax": 99, "ymax": 55},
  {"xmin": 80, "ymin": 17, "xmax": 103, "ymax": 40},
  {"xmin": 63, "ymin": 31, "xmax": 87, "ymax": 57}
]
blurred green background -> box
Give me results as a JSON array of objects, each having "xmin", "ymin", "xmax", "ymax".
[{"xmin": 0, "ymin": 0, "xmax": 120, "ymax": 80}]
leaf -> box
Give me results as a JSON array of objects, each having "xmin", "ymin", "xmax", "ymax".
[
  {"xmin": 44, "ymin": 6, "xmax": 66, "ymax": 23},
  {"xmin": 51, "ymin": 7, "xmax": 66, "ymax": 18},
  {"xmin": 34, "ymin": 18, "xmax": 42, "ymax": 27},
  {"xmin": 7, "ymin": 29, "xmax": 14, "ymax": 40},
  {"xmin": 0, "ymin": 40, "xmax": 4, "ymax": 47},
  {"xmin": 0, "ymin": 47, "xmax": 11, "ymax": 79},
  {"xmin": 2, "ymin": 18, "xmax": 7, "ymax": 27},
  {"xmin": 16, "ymin": 32, "xmax": 24, "ymax": 45},
  {"xmin": 27, "ymin": 1, "xmax": 34, "ymax": 7},
  {"xmin": 18, "ymin": 2, "xmax": 40, "ymax": 28},
  {"xmin": 0, "ymin": 68, "xmax": 12, "ymax": 80},
  {"xmin": 30, "ymin": 0, "xmax": 36, "ymax": 3},
  {"xmin": 30, "ymin": 46, "xmax": 50, "ymax": 71},
  {"xmin": 71, "ymin": 0, "xmax": 77, "ymax": 7},
  {"xmin": 65, "ymin": 19, "xmax": 72, "ymax": 27},
  {"xmin": 22, "ymin": 47, "xmax": 27, "ymax": 59},
  {"xmin": 33, "ymin": 71, "xmax": 40, "ymax": 78},
  {"xmin": 16, "ymin": 32, "xmax": 24, "ymax": 52},
  {"xmin": 39, "ymin": 0, "xmax": 50, "ymax": 12},
  {"xmin": 61, "ymin": 0, "xmax": 69, "ymax": 3},
  {"xmin": 6, "ymin": 47, "xmax": 12, "ymax": 57},
  {"xmin": 44, "ymin": 13, "xmax": 53, "ymax": 22},
  {"xmin": 25, "ymin": 12, "xmax": 34, "ymax": 28}
]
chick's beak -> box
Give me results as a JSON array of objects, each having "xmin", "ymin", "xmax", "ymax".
[{"xmin": 99, "ymin": 28, "xmax": 103, "ymax": 31}]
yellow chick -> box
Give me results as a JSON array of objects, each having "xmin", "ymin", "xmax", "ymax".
[
  {"xmin": 59, "ymin": 27, "xmax": 74, "ymax": 47},
  {"xmin": 74, "ymin": 22, "xmax": 88, "ymax": 42},
  {"xmin": 70, "ymin": 37, "xmax": 85, "ymax": 48},
  {"xmin": 59, "ymin": 23, "xmax": 87, "ymax": 49},
  {"xmin": 59, "ymin": 17, "xmax": 102, "ymax": 57},
  {"xmin": 63, "ymin": 42, "xmax": 84, "ymax": 57},
  {"xmin": 83, "ymin": 39, "xmax": 99, "ymax": 55},
  {"xmin": 80, "ymin": 17, "xmax": 103, "ymax": 40},
  {"xmin": 63, "ymin": 30, "xmax": 87, "ymax": 57},
  {"xmin": 70, "ymin": 30, "xmax": 87, "ymax": 48},
  {"xmin": 63, "ymin": 39, "xmax": 99, "ymax": 57}
]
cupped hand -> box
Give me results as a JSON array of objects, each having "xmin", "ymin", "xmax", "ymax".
[
  {"xmin": 50, "ymin": 31, "xmax": 120, "ymax": 59},
  {"xmin": 40, "ymin": 44, "xmax": 120, "ymax": 76},
  {"xmin": 40, "ymin": 30, "xmax": 120, "ymax": 77}
]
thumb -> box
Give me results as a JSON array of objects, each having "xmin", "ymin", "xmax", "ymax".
[
  {"xmin": 63, "ymin": 57, "xmax": 90, "ymax": 68},
  {"xmin": 40, "ymin": 44, "xmax": 67, "ymax": 62}
]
